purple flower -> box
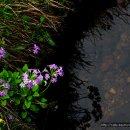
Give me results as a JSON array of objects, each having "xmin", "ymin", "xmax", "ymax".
[
  {"xmin": 37, "ymin": 74, "xmax": 43, "ymax": 81},
  {"xmin": 0, "ymin": 47, "xmax": 6, "ymax": 59},
  {"xmin": 8, "ymin": 114, "xmax": 14, "ymax": 120},
  {"xmin": 45, "ymin": 73, "xmax": 50, "ymax": 80},
  {"xmin": 27, "ymin": 82, "xmax": 33, "ymax": 89},
  {"xmin": 0, "ymin": 79, "xmax": 3, "ymax": 83},
  {"xmin": 42, "ymin": 68, "xmax": 48, "ymax": 73},
  {"xmin": 33, "ymin": 74, "xmax": 43, "ymax": 86},
  {"xmin": 57, "ymin": 66, "xmax": 64, "ymax": 77},
  {"xmin": 51, "ymin": 78, "xmax": 57, "ymax": 83},
  {"xmin": 53, "ymin": 73, "xmax": 58, "ymax": 77},
  {"xmin": 58, "ymin": 71, "xmax": 64, "ymax": 77},
  {"xmin": 4, "ymin": 83, "xmax": 10, "ymax": 89},
  {"xmin": 22, "ymin": 73, "xmax": 30, "ymax": 84},
  {"xmin": 48, "ymin": 64, "xmax": 58, "ymax": 70},
  {"xmin": 33, "ymin": 78, "xmax": 40, "ymax": 86},
  {"xmin": 23, "ymin": 78, "xmax": 30, "ymax": 84},
  {"xmin": 23, "ymin": 72, "xmax": 28, "ymax": 78},
  {"xmin": 0, "ymin": 90, "xmax": 7, "ymax": 96},
  {"xmin": 33, "ymin": 44, "xmax": 40, "ymax": 54},
  {"xmin": 33, "ymin": 69, "xmax": 40, "ymax": 76}
]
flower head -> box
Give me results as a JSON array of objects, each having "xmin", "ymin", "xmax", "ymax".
[
  {"xmin": 48, "ymin": 64, "xmax": 58, "ymax": 69},
  {"xmin": 0, "ymin": 47, "xmax": 6, "ymax": 59},
  {"xmin": 0, "ymin": 90, "xmax": 7, "ymax": 96},
  {"xmin": 4, "ymin": 83, "xmax": 10, "ymax": 89},
  {"xmin": 33, "ymin": 44, "xmax": 40, "ymax": 54},
  {"xmin": 37, "ymin": 74, "xmax": 43, "ymax": 81},
  {"xmin": 8, "ymin": 114, "xmax": 14, "ymax": 120},
  {"xmin": 33, "ymin": 78, "xmax": 40, "ymax": 86},
  {"xmin": 33, "ymin": 69, "xmax": 40, "ymax": 76},
  {"xmin": 51, "ymin": 78, "xmax": 57, "ymax": 83},
  {"xmin": 22, "ymin": 72, "xmax": 30, "ymax": 84},
  {"xmin": 0, "ymin": 79, "xmax": 3, "ymax": 83},
  {"xmin": 27, "ymin": 82, "xmax": 33, "ymax": 89},
  {"xmin": 57, "ymin": 66, "xmax": 64, "ymax": 77},
  {"xmin": 45, "ymin": 73, "xmax": 50, "ymax": 80}
]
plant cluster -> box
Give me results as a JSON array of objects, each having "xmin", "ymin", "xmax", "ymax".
[
  {"xmin": 0, "ymin": 0, "xmax": 68, "ymax": 129},
  {"xmin": 0, "ymin": 64, "xmax": 64, "ymax": 129}
]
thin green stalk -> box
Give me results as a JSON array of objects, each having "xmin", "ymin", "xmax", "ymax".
[{"xmin": 40, "ymin": 77, "xmax": 52, "ymax": 95}]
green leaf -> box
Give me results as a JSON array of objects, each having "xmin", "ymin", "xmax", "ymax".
[
  {"xmin": 32, "ymin": 86, "xmax": 38, "ymax": 92},
  {"xmin": 15, "ymin": 79, "xmax": 22, "ymax": 84},
  {"xmin": 26, "ymin": 117, "xmax": 32, "ymax": 123},
  {"xmin": 38, "ymin": 36, "xmax": 44, "ymax": 42},
  {"xmin": 31, "ymin": 0, "xmax": 37, "ymax": 4},
  {"xmin": 14, "ymin": 98, "xmax": 20, "ymax": 105},
  {"xmin": 14, "ymin": 46, "xmax": 25, "ymax": 51},
  {"xmin": 21, "ymin": 87, "xmax": 28, "ymax": 97},
  {"xmin": 8, "ymin": 71, "xmax": 12, "ymax": 77},
  {"xmin": 3, "ymin": 94, "xmax": 9, "ymax": 99},
  {"xmin": 40, "ymin": 16, "xmax": 45, "ymax": 23},
  {"xmin": 1, "ymin": 100, "xmax": 7, "ymax": 106},
  {"xmin": 21, "ymin": 92, "xmax": 27, "ymax": 97},
  {"xmin": 7, "ymin": 78, "xmax": 11, "ymax": 82},
  {"xmin": 21, "ymin": 111, "xmax": 27, "ymax": 119},
  {"xmin": 33, "ymin": 92, "xmax": 39, "ymax": 97},
  {"xmin": 27, "ymin": 96, "xmax": 32, "ymax": 101},
  {"xmin": 41, "ymin": 98, "xmax": 47, "ymax": 103},
  {"xmin": 22, "ymin": 64, "xmax": 28, "ymax": 72},
  {"xmin": 30, "ymin": 104, "xmax": 39, "ymax": 112},
  {"xmin": 22, "ymin": 15, "xmax": 31, "ymax": 22},
  {"xmin": 5, "ymin": 30, "xmax": 12, "ymax": 36},
  {"xmin": 1, "ymin": 0, "xmax": 13, "ymax": 3},
  {"xmin": 40, "ymin": 103, "xmax": 47, "ymax": 108},
  {"xmin": 8, "ymin": 91, "xmax": 14, "ymax": 97},
  {"xmin": 24, "ymin": 100, "xmax": 31, "ymax": 109},
  {"xmin": 48, "ymin": 39, "xmax": 55, "ymax": 46},
  {"xmin": 3, "ymin": 70, "xmax": 8, "ymax": 77},
  {"xmin": 13, "ymin": 72, "xmax": 19, "ymax": 79}
]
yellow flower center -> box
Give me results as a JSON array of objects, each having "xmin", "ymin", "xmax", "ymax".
[{"xmin": 0, "ymin": 118, "xmax": 4, "ymax": 123}]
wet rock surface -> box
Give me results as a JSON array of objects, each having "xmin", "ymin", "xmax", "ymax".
[{"xmin": 84, "ymin": 4, "xmax": 130, "ymax": 129}]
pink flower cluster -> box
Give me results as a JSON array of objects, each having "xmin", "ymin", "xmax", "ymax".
[
  {"xmin": 43, "ymin": 64, "xmax": 64, "ymax": 83},
  {"xmin": 20, "ymin": 64, "xmax": 64, "ymax": 89},
  {"xmin": 20, "ymin": 69, "xmax": 43, "ymax": 89},
  {"xmin": 0, "ymin": 79, "xmax": 10, "ymax": 96}
]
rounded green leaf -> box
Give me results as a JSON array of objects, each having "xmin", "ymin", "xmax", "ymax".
[
  {"xmin": 8, "ymin": 91, "xmax": 14, "ymax": 97},
  {"xmin": 3, "ymin": 94, "xmax": 9, "ymax": 99},
  {"xmin": 41, "ymin": 98, "xmax": 47, "ymax": 103},
  {"xmin": 14, "ymin": 98, "xmax": 20, "ymax": 105},
  {"xmin": 30, "ymin": 104, "xmax": 40, "ymax": 112},
  {"xmin": 40, "ymin": 103, "xmax": 47, "ymax": 108},
  {"xmin": 32, "ymin": 86, "xmax": 38, "ymax": 92},
  {"xmin": 27, "ymin": 96, "xmax": 32, "ymax": 101},
  {"xmin": 33, "ymin": 92, "xmax": 39, "ymax": 97},
  {"xmin": 1, "ymin": 100, "xmax": 7, "ymax": 106},
  {"xmin": 21, "ymin": 111, "xmax": 27, "ymax": 119},
  {"xmin": 24, "ymin": 100, "xmax": 31, "ymax": 109}
]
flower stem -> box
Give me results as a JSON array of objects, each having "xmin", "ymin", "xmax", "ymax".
[{"xmin": 40, "ymin": 77, "xmax": 52, "ymax": 95}]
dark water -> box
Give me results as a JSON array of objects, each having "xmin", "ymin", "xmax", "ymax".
[{"xmin": 37, "ymin": 0, "xmax": 130, "ymax": 130}]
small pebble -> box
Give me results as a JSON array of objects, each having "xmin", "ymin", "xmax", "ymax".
[{"xmin": 109, "ymin": 88, "xmax": 116, "ymax": 95}]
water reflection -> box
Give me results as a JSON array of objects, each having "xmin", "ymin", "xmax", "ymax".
[{"xmin": 38, "ymin": 1, "xmax": 130, "ymax": 130}]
